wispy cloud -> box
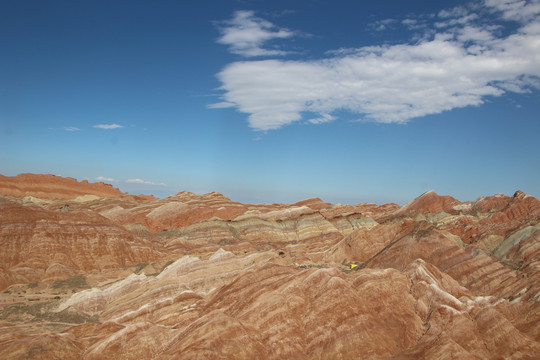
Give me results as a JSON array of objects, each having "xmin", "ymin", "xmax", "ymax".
[
  {"xmin": 126, "ymin": 178, "xmax": 167, "ymax": 186},
  {"xmin": 212, "ymin": 1, "xmax": 540, "ymax": 131},
  {"xmin": 207, "ymin": 101, "xmax": 236, "ymax": 109},
  {"xmin": 369, "ymin": 18, "xmax": 397, "ymax": 32},
  {"xmin": 93, "ymin": 124, "xmax": 124, "ymax": 130},
  {"xmin": 48, "ymin": 126, "xmax": 81, "ymax": 131},
  {"xmin": 93, "ymin": 176, "xmax": 167, "ymax": 186},
  {"xmin": 402, "ymin": 18, "xmax": 423, "ymax": 30},
  {"xmin": 308, "ymin": 113, "xmax": 336, "ymax": 125},
  {"xmin": 216, "ymin": 10, "xmax": 296, "ymax": 57},
  {"xmin": 96, "ymin": 176, "xmax": 116, "ymax": 182}
]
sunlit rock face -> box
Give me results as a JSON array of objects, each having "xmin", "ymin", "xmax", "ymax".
[
  {"xmin": 0, "ymin": 173, "xmax": 126, "ymax": 200},
  {"xmin": 0, "ymin": 174, "xmax": 539, "ymax": 359},
  {"xmin": 0, "ymin": 196, "xmax": 165, "ymax": 290}
]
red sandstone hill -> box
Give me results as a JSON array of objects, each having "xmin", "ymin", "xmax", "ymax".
[
  {"xmin": 0, "ymin": 173, "xmax": 125, "ymax": 200},
  {"xmin": 0, "ymin": 173, "xmax": 539, "ymax": 359}
]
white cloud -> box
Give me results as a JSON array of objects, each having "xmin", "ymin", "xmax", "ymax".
[
  {"xmin": 93, "ymin": 124, "xmax": 124, "ymax": 129},
  {"xmin": 96, "ymin": 176, "xmax": 116, "ymax": 182},
  {"xmin": 456, "ymin": 25, "xmax": 498, "ymax": 43},
  {"xmin": 485, "ymin": 0, "xmax": 540, "ymax": 21},
  {"xmin": 126, "ymin": 178, "xmax": 167, "ymax": 186},
  {"xmin": 212, "ymin": 1, "xmax": 540, "ymax": 131},
  {"xmin": 217, "ymin": 10, "xmax": 296, "ymax": 57}
]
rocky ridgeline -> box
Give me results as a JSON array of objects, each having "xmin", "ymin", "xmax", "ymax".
[{"xmin": 0, "ymin": 174, "xmax": 539, "ymax": 359}]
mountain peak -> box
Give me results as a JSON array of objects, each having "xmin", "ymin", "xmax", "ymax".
[{"xmin": 397, "ymin": 190, "xmax": 461, "ymax": 215}]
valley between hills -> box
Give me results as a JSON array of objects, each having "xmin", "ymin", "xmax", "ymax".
[{"xmin": 0, "ymin": 173, "xmax": 539, "ymax": 359}]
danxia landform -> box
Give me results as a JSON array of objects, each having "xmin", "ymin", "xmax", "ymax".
[{"xmin": 0, "ymin": 174, "xmax": 538, "ymax": 359}]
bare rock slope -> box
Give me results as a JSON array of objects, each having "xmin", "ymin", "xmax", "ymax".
[{"xmin": 0, "ymin": 174, "xmax": 538, "ymax": 359}]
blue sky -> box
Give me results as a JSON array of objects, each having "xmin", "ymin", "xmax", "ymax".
[{"xmin": 1, "ymin": 0, "xmax": 539, "ymax": 204}]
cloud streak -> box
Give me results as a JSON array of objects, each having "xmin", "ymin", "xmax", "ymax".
[
  {"xmin": 93, "ymin": 176, "xmax": 166, "ymax": 186},
  {"xmin": 126, "ymin": 178, "xmax": 167, "ymax": 186},
  {"xmin": 212, "ymin": 1, "xmax": 540, "ymax": 131},
  {"xmin": 93, "ymin": 124, "xmax": 124, "ymax": 130}
]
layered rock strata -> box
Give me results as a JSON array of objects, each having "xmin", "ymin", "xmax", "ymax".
[{"xmin": 0, "ymin": 174, "xmax": 538, "ymax": 359}]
